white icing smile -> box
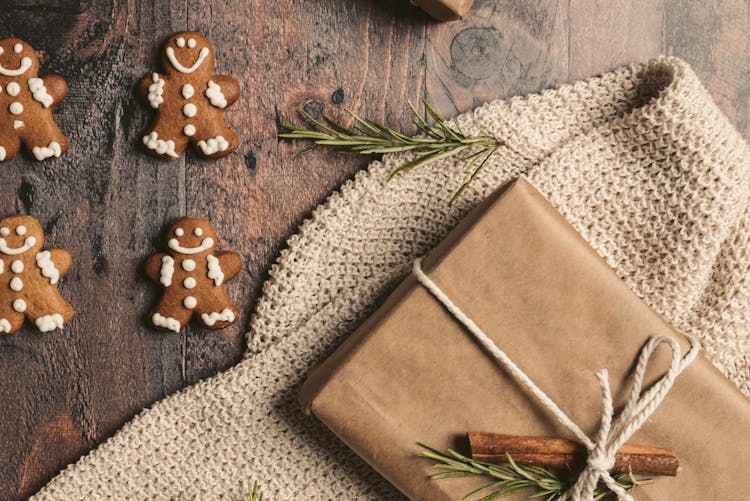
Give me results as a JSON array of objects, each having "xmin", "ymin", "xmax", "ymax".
[
  {"xmin": 166, "ymin": 46, "xmax": 209, "ymax": 74},
  {"xmin": 168, "ymin": 237, "xmax": 214, "ymax": 254},
  {"xmin": 0, "ymin": 56, "xmax": 32, "ymax": 77},
  {"xmin": 0, "ymin": 236, "xmax": 36, "ymax": 255}
]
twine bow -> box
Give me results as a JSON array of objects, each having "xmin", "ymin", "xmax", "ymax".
[{"xmin": 412, "ymin": 258, "xmax": 700, "ymax": 501}]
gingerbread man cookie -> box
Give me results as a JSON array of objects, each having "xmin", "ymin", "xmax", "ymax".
[
  {"xmin": 0, "ymin": 38, "xmax": 68, "ymax": 162},
  {"xmin": 145, "ymin": 217, "xmax": 242, "ymax": 332},
  {"xmin": 137, "ymin": 32, "xmax": 240, "ymax": 160},
  {"xmin": 0, "ymin": 215, "xmax": 73, "ymax": 334}
]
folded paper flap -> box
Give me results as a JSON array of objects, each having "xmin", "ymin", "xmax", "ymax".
[{"xmin": 303, "ymin": 179, "xmax": 750, "ymax": 500}]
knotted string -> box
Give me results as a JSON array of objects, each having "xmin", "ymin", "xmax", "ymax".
[{"xmin": 412, "ymin": 258, "xmax": 700, "ymax": 501}]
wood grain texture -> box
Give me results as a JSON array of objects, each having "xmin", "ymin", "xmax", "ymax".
[
  {"xmin": 664, "ymin": 0, "xmax": 750, "ymax": 140},
  {"xmin": 0, "ymin": 1, "xmax": 746, "ymax": 499}
]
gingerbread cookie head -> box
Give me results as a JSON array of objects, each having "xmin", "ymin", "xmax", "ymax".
[
  {"xmin": 0, "ymin": 215, "xmax": 44, "ymax": 256},
  {"xmin": 137, "ymin": 32, "xmax": 241, "ymax": 160},
  {"xmin": 145, "ymin": 216, "xmax": 242, "ymax": 332},
  {"xmin": 0, "ymin": 39, "xmax": 40, "ymax": 84},
  {"xmin": 0, "ymin": 214, "xmax": 73, "ymax": 335},
  {"xmin": 0, "ymin": 38, "xmax": 68, "ymax": 162},
  {"xmin": 161, "ymin": 32, "xmax": 215, "ymax": 80},
  {"xmin": 165, "ymin": 217, "xmax": 218, "ymax": 258}
]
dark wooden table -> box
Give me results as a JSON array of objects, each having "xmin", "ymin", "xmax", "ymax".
[{"xmin": 0, "ymin": 1, "xmax": 747, "ymax": 499}]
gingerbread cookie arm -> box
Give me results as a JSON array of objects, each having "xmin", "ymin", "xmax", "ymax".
[
  {"xmin": 144, "ymin": 252, "xmax": 169, "ymax": 283},
  {"xmin": 137, "ymin": 72, "xmax": 167, "ymax": 108},
  {"xmin": 46, "ymin": 248, "xmax": 72, "ymax": 277},
  {"xmin": 38, "ymin": 75, "xmax": 69, "ymax": 109},
  {"xmin": 215, "ymin": 251, "xmax": 242, "ymax": 282},
  {"xmin": 208, "ymin": 75, "xmax": 240, "ymax": 108},
  {"xmin": 136, "ymin": 74, "xmax": 151, "ymax": 100}
]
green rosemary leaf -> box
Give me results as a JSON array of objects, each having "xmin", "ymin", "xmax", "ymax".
[
  {"xmin": 322, "ymin": 116, "xmax": 357, "ymax": 135},
  {"xmin": 389, "ymin": 145, "xmax": 471, "ymax": 180},
  {"xmin": 450, "ymin": 146, "xmax": 499, "ymax": 203},
  {"xmin": 431, "ymin": 471, "xmax": 479, "ymax": 479},
  {"xmin": 463, "ymin": 480, "xmax": 508, "ymax": 499},
  {"xmin": 247, "ymin": 479, "xmax": 263, "ymax": 501}
]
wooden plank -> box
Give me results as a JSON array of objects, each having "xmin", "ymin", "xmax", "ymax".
[
  {"xmin": 424, "ymin": 0, "xmax": 570, "ymax": 117},
  {"xmin": 569, "ymin": 0, "xmax": 664, "ymax": 80},
  {"xmin": 664, "ymin": 0, "xmax": 750, "ymax": 139},
  {"xmin": 0, "ymin": 3, "xmax": 186, "ymax": 500}
]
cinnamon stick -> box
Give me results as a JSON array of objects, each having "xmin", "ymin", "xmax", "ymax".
[{"xmin": 468, "ymin": 432, "xmax": 680, "ymax": 477}]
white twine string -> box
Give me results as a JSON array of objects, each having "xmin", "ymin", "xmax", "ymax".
[{"xmin": 412, "ymin": 258, "xmax": 700, "ymax": 501}]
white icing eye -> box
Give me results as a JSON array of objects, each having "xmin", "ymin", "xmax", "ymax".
[
  {"xmin": 13, "ymin": 43, "xmax": 22, "ymax": 54},
  {"xmin": 193, "ymin": 227, "xmax": 203, "ymax": 237},
  {"xmin": 187, "ymin": 38, "xmax": 197, "ymax": 48},
  {"xmin": 0, "ymin": 227, "xmax": 8, "ymax": 236},
  {"xmin": 15, "ymin": 225, "xmax": 26, "ymax": 236},
  {"xmin": 175, "ymin": 227, "xmax": 184, "ymax": 237},
  {"xmin": 176, "ymin": 37, "xmax": 186, "ymax": 48}
]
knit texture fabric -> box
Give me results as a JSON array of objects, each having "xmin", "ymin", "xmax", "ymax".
[{"xmin": 34, "ymin": 57, "xmax": 750, "ymax": 500}]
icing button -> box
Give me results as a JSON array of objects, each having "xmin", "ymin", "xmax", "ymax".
[
  {"xmin": 9, "ymin": 102, "xmax": 23, "ymax": 115},
  {"xmin": 183, "ymin": 277, "xmax": 196, "ymax": 289},
  {"xmin": 6, "ymin": 82, "xmax": 20, "ymax": 96},
  {"xmin": 183, "ymin": 124, "xmax": 196, "ymax": 137},
  {"xmin": 10, "ymin": 260, "xmax": 23, "ymax": 273},
  {"xmin": 12, "ymin": 299, "xmax": 26, "ymax": 313},
  {"xmin": 10, "ymin": 277, "xmax": 23, "ymax": 291},
  {"xmin": 182, "ymin": 259, "xmax": 196, "ymax": 271},
  {"xmin": 183, "ymin": 103, "xmax": 197, "ymax": 118},
  {"xmin": 182, "ymin": 84, "xmax": 194, "ymax": 99},
  {"xmin": 183, "ymin": 296, "xmax": 197, "ymax": 309}
]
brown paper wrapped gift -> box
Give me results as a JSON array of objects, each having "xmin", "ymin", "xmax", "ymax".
[
  {"xmin": 300, "ymin": 179, "xmax": 750, "ymax": 500},
  {"xmin": 411, "ymin": 0, "xmax": 474, "ymax": 21}
]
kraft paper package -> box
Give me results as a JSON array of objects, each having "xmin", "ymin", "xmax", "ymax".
[
  {"xmin": 411, "ymin": 0, "xmax": 474, "ymax": 21},
  {"xmin": 300, "ymin": 179, "xmax": 750, "ymax": 500}
]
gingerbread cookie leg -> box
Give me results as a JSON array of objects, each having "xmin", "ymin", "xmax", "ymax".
[
  {"xmin": 192, "ymin": 123, "xmax": 239, "ymax": 160},
  {"xmin": 0, "ymin": 129, "xmax": 21, "ymax": 162},
  {"xmin": 23, "ymin": 289, "xmax": 74, "ymax": 333},
  {"xmin": 20, "ymin": 118, "xmax": 68, "ymax": 161},
  {"xmin": 194, "ymin": 295, "xmax": 238, "ymax": 330},
  {"xmin": 0, "ymin": 301, "xmax": 24, "ymax": 334},
  {"xmin": 142, "ymin": 121, "xmax": 191, "ymax": 160},
  {"xmin": 143, "ymin": 119, "xmax": 189, "ymax": 160},
  {"xmin": 150, "ymin": 303, "xmax": 192, "ymax": 333}
]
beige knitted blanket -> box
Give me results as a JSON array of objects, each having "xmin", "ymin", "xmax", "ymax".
[{"xmin": 34, "ymin": 57, "xmax": 749, "ymax": 500}]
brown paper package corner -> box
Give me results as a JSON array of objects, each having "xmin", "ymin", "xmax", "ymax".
[
  {"xmin": 300, "ymin": 178, "xmax": 750, "ymax": 501},
  {"xmin": 411, "ymin": 0, "xmax": 474, "ymax": 21}
]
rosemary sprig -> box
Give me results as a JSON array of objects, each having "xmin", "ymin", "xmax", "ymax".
[
  {"xmin": 417, "ymin": 443, "xmax": 640, "ymax": 501},
  {"xmin": 247, "ymin": 479, "xmax": 264, "ymax": 501},
  {"xmin": 280, "ymin": 99, "xmax": 504, "ymax": 202}
]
